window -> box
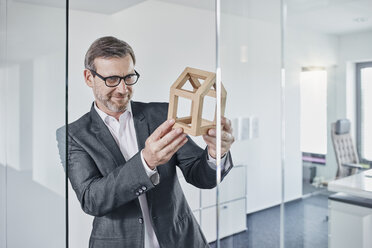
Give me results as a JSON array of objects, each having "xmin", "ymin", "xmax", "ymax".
[
  {"xmin": 356, "ymin": 62, "xmax": 372, "ymax": 164},
  {"xmin": 300, "ymin": 67, "xmax": 327, "ymax": 164}
]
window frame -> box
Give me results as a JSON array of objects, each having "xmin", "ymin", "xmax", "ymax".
[{"xmin": 356, "ymin": 61, "xmax": 372, "ymax": 165}]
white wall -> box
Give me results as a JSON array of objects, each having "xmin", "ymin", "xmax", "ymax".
[
  {"xmin": 340, "ymin": 31, "xmax": 372, "ymax": 140},
  {"xmin": 4, "ymin": 65, "xmax": 21, "ymax": 171},
  {"xmin": 32, "ymin": 51, "xmax": 66, "ymax": 196},
  {"xmin": 1, "ymin": 2, "xmax": 67, "ymax": 247},
  {"xmin": 219, "ymin": 11, "xmax": 283, "ymax": 212}
]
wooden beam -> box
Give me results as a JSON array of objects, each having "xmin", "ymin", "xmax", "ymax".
[
  {"xmin": 191, "ymin": 96, "xmax": 203, "ymax": 135},
  {"xmin": 172, "ymin": 88, "xmax": 194, "ymax": 99},
  {"xmin": 168, "ymin": 95, "xmax": 179, "ymax": 121},
  {"xmin": 176, "ymin": 116, "xmax": 192, "ymax": 124},
  {"xmin": 170, "ymin": 69, "xmax": 190, "ymax": 90},
  {"xmin": 186, "ymin": 67, "xmax": 214, "ymax": 80},
  {"xmin": 206, "ymin": 89, "xmax": 216, "ymax": 98},
  {"xmin": 189, "ymin": 76, "xmax": 201, "ymax": 89},
  {"xmin": 173, "ymin": 122, "xmax": 192, "ymax": 132}
]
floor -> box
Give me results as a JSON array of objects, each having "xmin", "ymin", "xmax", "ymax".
[
  {"xmin": 302, "ymin": 180, "xmax": 320, "ymax": 195},
  {"xmin": 210, "ymin": 191, "xmax": 330, "ymax": 248}
]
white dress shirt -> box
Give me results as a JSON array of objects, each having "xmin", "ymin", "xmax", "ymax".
[{"xmin": 94, "ymin": 101, "xmax": 229, "ymax": 248}]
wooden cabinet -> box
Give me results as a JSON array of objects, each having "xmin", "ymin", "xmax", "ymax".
[
  {"xmin": 201, "ymin": 166, "xmax": 246, "ymax": 207},
  {"xmin": 178, "ymin": 165, "xmax": 247, "ymax": 243},
  {"xmin": 201, "ymin": 199, "xmax": 246, "ymax": 242}
]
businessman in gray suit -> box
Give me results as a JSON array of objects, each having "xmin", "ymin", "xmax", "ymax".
[{"xmin": 57, "ymin": 36, "xmax": 234, "ymax": 248}]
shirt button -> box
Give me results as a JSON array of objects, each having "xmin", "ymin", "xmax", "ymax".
[
  {"xmin": 142, "ymin": 186, "xmax": 147, "ymax": 191},
  {"xmin": 138, "ymin": 189, "xmax": 143, "ymax": 194},
  {"xmin": 138, "ymin": 217, "xmax": 143, "ymax": 224},
  {"xmin": 136, "ymin": 192, "xmax": 140, "ymax": 196}
]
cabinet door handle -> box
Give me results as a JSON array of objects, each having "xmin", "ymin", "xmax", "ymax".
[{"xmin": 222, "ymin": 205, "xmax": 228, "ymax": 210}]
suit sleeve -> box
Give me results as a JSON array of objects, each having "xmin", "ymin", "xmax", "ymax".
[
  {"xmin": 147, "ymin": 102, "xmax": 234, "ymax": 189},
  {"xmin": 56, "ymin": 127, "xmax": 155, "ymax": 217},
  {"xmin": 175, "ymin": 135, "xmax": 233, "ymax": 189}
]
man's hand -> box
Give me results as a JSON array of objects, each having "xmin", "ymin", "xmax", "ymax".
[
  {"xmin": 142, "ymin": 119, "xmax": 188, "ymax": 169},
  {"xmin": 202, "ymin": 117, "xmax": 235, "ymax": 159}
]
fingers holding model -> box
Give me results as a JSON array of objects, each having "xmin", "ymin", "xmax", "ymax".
[
  {"xmin": 142, "ymin": 119, "xmax": 188, "ymax": 170},
  {"xmin": 202, "ymin": 116, "xmax": 235, "ymax": 159}
]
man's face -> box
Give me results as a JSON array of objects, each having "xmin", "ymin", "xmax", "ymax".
[{"xmin": 85, "ymin": 55, "xmax": 135, "ymax": 115}]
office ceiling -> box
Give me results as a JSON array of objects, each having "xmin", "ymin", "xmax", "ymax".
[
  {"xmin": 12, "ymin": 0, "xmax": 372, "ymax": 35},
  {"xmin": 158, "ymin": 0, "xmax": 372, "ymax": 35},
  {"xmin": 286, "ymin": 0, "xmax": 372, "ymax": 35},
  {"xmin": 13, "ymin": 0, "xmax": 147, "ymax": 14}
]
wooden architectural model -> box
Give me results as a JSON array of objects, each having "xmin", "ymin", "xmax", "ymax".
[{"xmin": 167, "ymin": 67, "xmax": 227, "ymax": 136}]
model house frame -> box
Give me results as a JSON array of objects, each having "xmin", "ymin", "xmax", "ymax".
[{"xmin": 167, "ymin": 67, "xmax": 227, "ymax": 136}]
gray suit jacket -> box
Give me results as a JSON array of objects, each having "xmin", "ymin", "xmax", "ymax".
[{"xmin": 57, "ymin": 101, "xmax": 233, "ymax": 248}]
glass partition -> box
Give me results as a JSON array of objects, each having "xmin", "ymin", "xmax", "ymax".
[
  {"xmin": 212, "ymin": 0, "xmax": 283, "ymax": 247},
  {"xmin": 1, "ymin": 0, "xmax": 371, "ymax": 247},
  {"xmin": 68, "ymin": 0, "xmax": 219, "ymax": 247},
  {"xmin": 283, "ymin": 0, "xmax": 372, "ymax": 247},
  {"xmin": 0, "ymin": 0, "xmax": 6, "ymax": 246},
  {"xmin": 1, "ymin": 0, "xmax": 67, "ymax": 247}
]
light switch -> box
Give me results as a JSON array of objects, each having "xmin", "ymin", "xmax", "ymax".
[
  {"xmin": 231, "ymin": 118, "xmax": 239, "ymax": 140},
  {"xmin": 238, "ymin": 117, "xmax": 250, "ymax": 140},
  {"xmin": 251, "ymin": 116, "xmax": 259, "ymax": 138},
  {"xmin": 232, "ymin": 116, "xmax": 259, "ymax": 140}
]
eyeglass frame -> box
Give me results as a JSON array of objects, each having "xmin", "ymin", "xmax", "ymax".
[{"xmin": 89, "ymin": 69, "xmax": 140, "ymax": 87}]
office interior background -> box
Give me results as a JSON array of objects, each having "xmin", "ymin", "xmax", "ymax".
[{"xmin": 1, "ymin": 0, "xmax": 372, "ymax": 247}]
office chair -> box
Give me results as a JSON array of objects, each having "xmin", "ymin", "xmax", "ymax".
[{"xmin": 331, "ymin": 119, "xmax": 363, "ymax": 178}]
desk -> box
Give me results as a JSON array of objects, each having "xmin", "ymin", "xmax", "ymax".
[
  {"xmin": 328, "ymin": 169, "xmax": 372, "ymax": 248},
  {"xmin": 328, "ymin": 169, "xmax": 372, "ymax": 199}
]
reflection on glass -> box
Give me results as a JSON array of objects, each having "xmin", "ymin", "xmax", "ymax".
[
  {"xmin": 300, "ymin": 68, "xmax": 327, "ymax": 172},
  {"xmin": 360, "ymin": 67, "xmax": 372, "ymax": 161},
  {"xmin": 2, "ymin": 0, "xmax": 66, "ymax": 247},
  {"xmin": 68, "ymin": 1, "xmax": 235, "ymax": 248},
  {"xmin": 285, "ymin": 0, "xmax": 372, "ymax": 247},
  {"xmin": 0, "ymin": 0, "xmax": 6, "ymax": 245},
  {"xmin": 216, "ymin": 0, "xmax": 282, "ymax": 247}
]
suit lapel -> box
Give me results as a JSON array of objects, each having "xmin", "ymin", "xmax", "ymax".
[
  {"xmin": 131, "ymin": 101, "xmax": 149, "ymax": 151},
  {"xmin": 90, "ymin": 104, "xmax": 126, "ymax": 168},
  {"xmin": 90, "ymin": 102, "xmax": 148, "ymax": 209},
  {"xmin": 131, "ymin": 102, "xmax": 156, "ymax": 207}
]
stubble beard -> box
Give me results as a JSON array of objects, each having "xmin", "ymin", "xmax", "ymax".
[{"xmin": 95, "ymin": 90, "xmax": 132, "ymax": 113}]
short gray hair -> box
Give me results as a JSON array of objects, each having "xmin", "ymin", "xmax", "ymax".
[{"xmin": 84, "ymin": 36, "xmax": 136, "ymax": 71}]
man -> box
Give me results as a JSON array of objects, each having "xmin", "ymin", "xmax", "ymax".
[{"xmin": 57, "ymin": 36, "xmax": 234, "ymax": 248}]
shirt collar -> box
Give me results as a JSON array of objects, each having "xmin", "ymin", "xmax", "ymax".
[{"xmin": 94, "ymin": 101, "xmax": 133, "ymax": 125}]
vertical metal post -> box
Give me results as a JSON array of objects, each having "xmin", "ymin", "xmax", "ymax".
[
  {"xmin": 215, "ymin": 0, "xmax": 222, "ymax": 247},
  {"xmin": 280, "ymin": 1, "xmax": 287, "ymax": 248},
  {"xmin": 65, "ymin": 0, "xmax": 69, "ymax": 247},
  {"xmin": 3, "ymin": 0, "xmax": 8, "ymax": 246}
]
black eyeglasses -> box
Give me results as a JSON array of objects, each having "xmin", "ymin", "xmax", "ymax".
[{"xmin": 89, "ymin": 69, "xmax": 140, "ymax": 87}]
